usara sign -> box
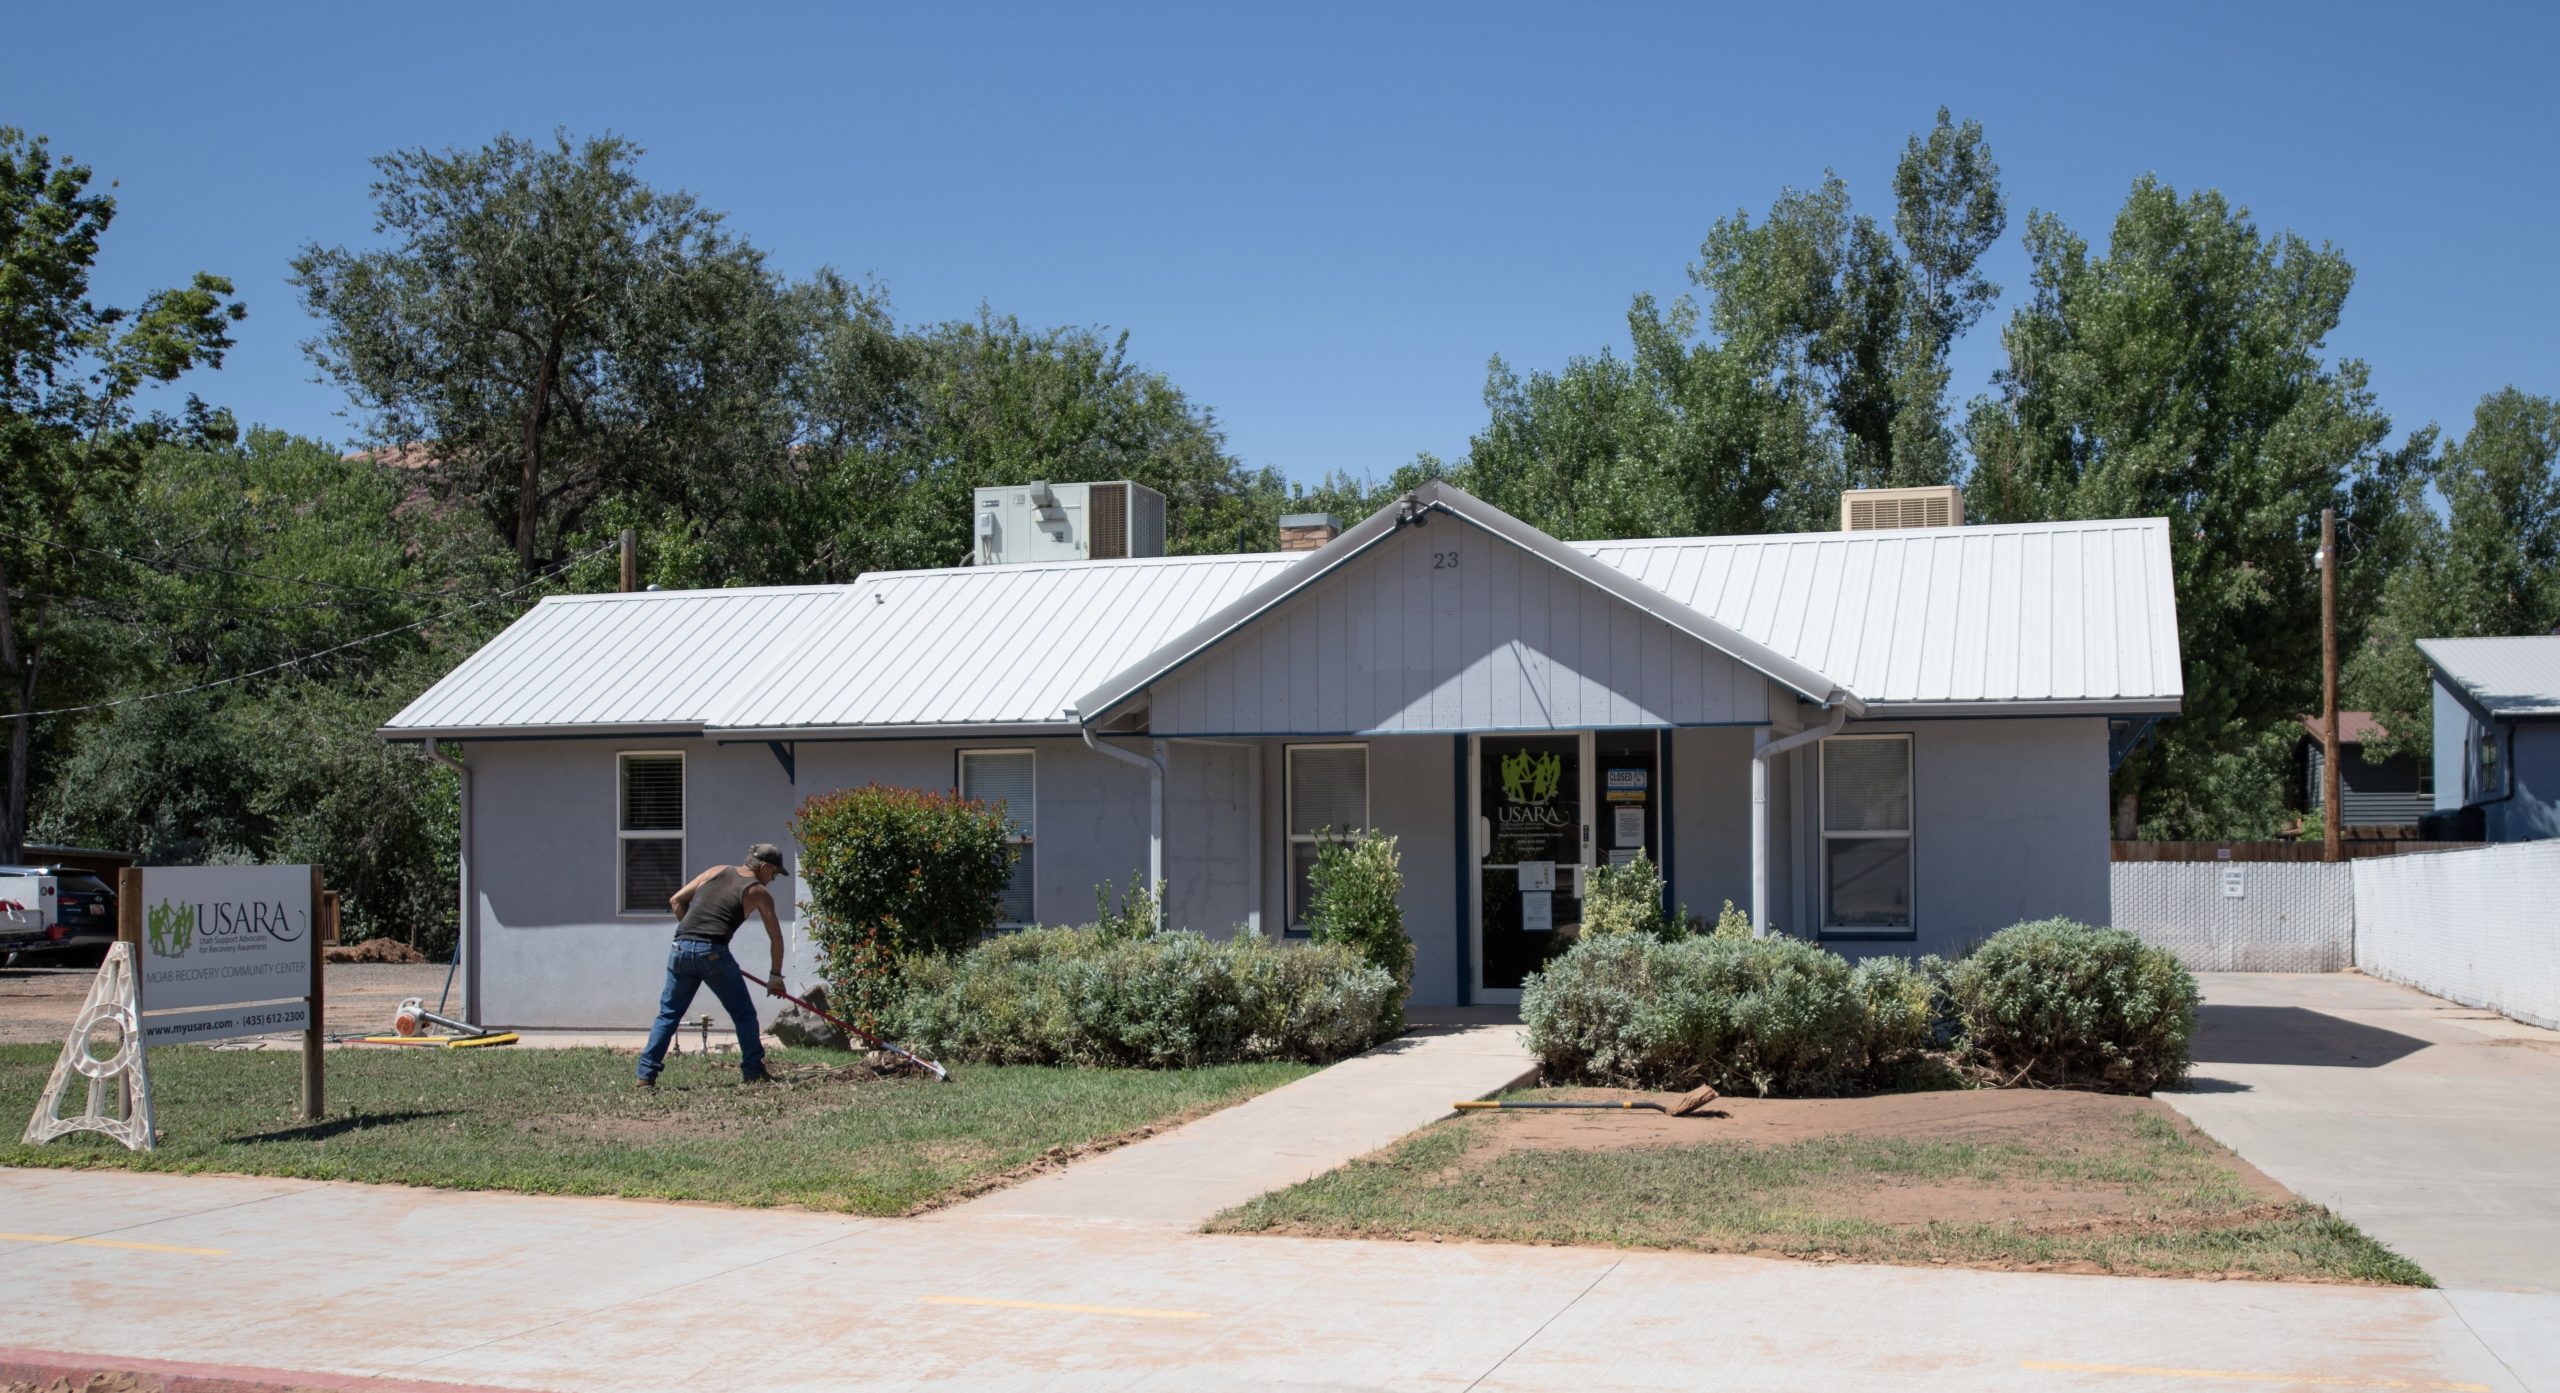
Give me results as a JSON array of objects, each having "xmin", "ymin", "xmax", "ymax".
[{"xmin": 134, "ymin": 865, "xmax": 317, "ymax": 1045}]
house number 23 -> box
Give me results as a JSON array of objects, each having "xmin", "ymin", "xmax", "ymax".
[{"xmin": 1432, "ymin": 550, "xmax": 1459, "ymax": 569}]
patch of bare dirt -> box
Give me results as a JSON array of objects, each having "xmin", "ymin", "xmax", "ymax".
[
  {"xmin": 1465, "ymin": 1085, "xmax": 2187, "ymax": 1154},
  {"xmin": 1451, "ymin": 1086, "xmax": 2299, "ymax": 1221},
  {"xmin": 323, "ymin": 938, "xmax": 428, "ymax": 964},
  {"xmin": 0, "ymin": 961, "xmax": 449, "ymax": 1045}
]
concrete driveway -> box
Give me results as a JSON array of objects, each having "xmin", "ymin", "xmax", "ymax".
[{"xmin": 2162, "ymin": 972, "xmax": 2560, "ymax": 1297}]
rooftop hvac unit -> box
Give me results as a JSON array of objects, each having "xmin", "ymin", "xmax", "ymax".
[
  {"xmin": 972, "ymin": 481, "xmax": 1167, "ymax": 565},
  {"xmin": 1840, "ymin": 485, "xmax": 1964, "ymax": 532}
]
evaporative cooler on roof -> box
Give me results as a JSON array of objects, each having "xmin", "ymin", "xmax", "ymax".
[{"xmin": 972, "ymin": 481, "xmax": 1167, "ymax": 565}]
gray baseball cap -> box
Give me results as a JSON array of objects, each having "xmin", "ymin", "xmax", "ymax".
[{"xmin": 747, "ymin": 843, "xmax": 789, "ymax": 875}]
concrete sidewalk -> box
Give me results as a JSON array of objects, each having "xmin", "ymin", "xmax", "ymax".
[
  {"xmin": 944, "ymin": 1022, "xmax": 1535, "ymax": 1229},
  {"xmin": 2163, "ymin": 972, "xmax": 2560, "ymax": 1295},
  {"xmin": 2, "ymin": 1166, "xmax": 2546, "ymax": 1393}
]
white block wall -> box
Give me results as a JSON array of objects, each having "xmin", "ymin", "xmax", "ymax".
[
  {"xmin": 2109, "ymin": 862, "xmax": 2355, "ymax": 972},
  {"xmin": 2355, "ymin": 841, "xmax": 2560, "ymax": 1031}
]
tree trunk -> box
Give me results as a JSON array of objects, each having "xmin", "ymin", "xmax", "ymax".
[
  {"xmin": 517, "ymin": 374, "xmax": 548, "ymax": 574},
  {"xmin": 0, "ymin": 546, "xmax": 26, "ymax": 865},
  {"xmin": 1, "ymin": 659, "xmax": 35, "ymax": 867}
]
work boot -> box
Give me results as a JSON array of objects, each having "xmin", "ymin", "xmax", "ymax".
[
  {"xmin": 634, "ymin": 1075, "xmax": 657, "ymax": 1090},
  {"xmin": 741, "ymin": 1068, "xmax": 776, "ymax": 1086}
]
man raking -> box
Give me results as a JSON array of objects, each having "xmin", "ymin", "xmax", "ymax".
[{"xmin": 637, "ymin": 843, "xmax": 790, "ymax": 1087}]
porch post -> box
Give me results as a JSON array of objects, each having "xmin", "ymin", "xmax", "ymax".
[
  {"xmin": 1750, "ymin": 729, "xmax": 1771, "ymax": 938},
  {"xmin": 1149, "ymin": 739, "xmax": 1167, "ymax": 909}
]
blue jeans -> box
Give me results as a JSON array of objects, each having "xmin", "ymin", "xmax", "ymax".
[{"xmin": 637, "ymin": 940, "xmax": 769, "ymax": 1082}]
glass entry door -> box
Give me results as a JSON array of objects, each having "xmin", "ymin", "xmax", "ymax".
[{"xmin": 1474, "ymin": 734, "xmax": 1590, "ymax": 997}]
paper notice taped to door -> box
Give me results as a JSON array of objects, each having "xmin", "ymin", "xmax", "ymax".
[
  {"xmin": 1521, "ymin": 890, "xmax": 1553, "ymax": 933},
  {"xmin": 1517, "ymin": 861, "xmax": 1555, "ymax": 892},
  {"xmin": 1615, "ymin": 807, "xmax": 1645, "ymax": 849}
]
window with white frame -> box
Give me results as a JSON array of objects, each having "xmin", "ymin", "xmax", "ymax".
[
  {"xmin": 618, "ymin": 752, "xmax": 686, "ymax": 915},
  {"xmin": 960, "ymin": 749, "xmax": 1036, "ymax": 926},
  {"xmin": 1286, "ymin": 744, "xmax": 1369, "ymax": 935},
  {"xmin": 1820, "ymin": 734, "xmax": 1913, "ymax": 932}
]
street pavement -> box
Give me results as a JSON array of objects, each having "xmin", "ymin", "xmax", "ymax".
[{"xmin": 2162, "ymin": 972, "xmax": 2560, "ymax": 1295}]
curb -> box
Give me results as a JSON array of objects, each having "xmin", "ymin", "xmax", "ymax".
[{"xmin": 0, "ymin": 1348, "xmax": 537, "ymax": 1393}]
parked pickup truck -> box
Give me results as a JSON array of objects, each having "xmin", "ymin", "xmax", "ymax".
[{"xmin": 0, "ymin": 866, "xmax": 119, "ymax": 965}]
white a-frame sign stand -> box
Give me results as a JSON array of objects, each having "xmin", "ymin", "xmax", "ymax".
[{"xmin": 23, "ymin": 940, "xmax": 157, "ymax": 1151}]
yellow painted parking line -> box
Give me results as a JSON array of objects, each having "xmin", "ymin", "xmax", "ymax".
[
  {"xmin": 2022, "ymin": 1360, "xmax": 2487, "ymax": 1391},
  {"xmin": 922, "ymin": 1295, "xmax": 1211, "ymax": 1321},
  {"xmin": 0, "ymin": 1231, "xmax": 230, "ymax": 1257}
]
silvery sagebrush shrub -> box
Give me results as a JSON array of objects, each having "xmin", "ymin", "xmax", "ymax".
[
  {"xmin": 1944, "ymin": 918, "xmax": 2198, "ymax": 1093},
  {"xmin": 890, "ymin": 924, "xmax": 1399, "ymax": 1068},
  {"xmin": 1522, "ymin": 932, "xmax": 1916, "ymax": 1096}
]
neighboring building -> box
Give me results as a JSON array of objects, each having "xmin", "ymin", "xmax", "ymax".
[
  {"xmin": 2422, "ymin": 635, "xmax": 2560, "ymax": 844},
  {"xmin": 2298, "ymin": 713, "xmax": 2432, "ymax": 834},
  {"xmin": 380, "ymin": 481, "xmax": 2185, "ymax": 1030}
]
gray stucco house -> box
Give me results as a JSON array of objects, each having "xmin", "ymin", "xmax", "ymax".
[
  {"xmin": 381, "ymin": 482, "xmax": 2184, "ymax": 1031},
  {"xmin": 2424, "ymin": 635, "xmax": 2560, "ymax": 843}
]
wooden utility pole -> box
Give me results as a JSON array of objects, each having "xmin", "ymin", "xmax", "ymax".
[
  {"xmin": 619, "ymin": 528, "xmax": 638, "ymax": 593},
  {"xmin": 2320, "ymin": 507, "xmax": 2341, "ymax": 863}
]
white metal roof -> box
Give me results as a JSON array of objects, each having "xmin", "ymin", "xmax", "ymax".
[
  {"xmin": 385, "ymin": 505, "xmax": 2184, "ymax": 739},
  {"xmin": 381, "ymin": 585, "xmax": 850, "ymax": 737},
  {"xmin": 710, "ymin": 554, "xmax": 1299, "ymax": 736},
  {"xmin": 2419, "ymin": 635, "xmax": 2560, "ymax": 719},
  {"xmin": 1578, "ymin": 516, "xmax": 2183, "ymax": 714}
]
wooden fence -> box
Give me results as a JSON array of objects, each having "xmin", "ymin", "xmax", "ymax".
[{"xmin": 2112, "ymin": 840, "xmax": 2484, "ymax": 863}]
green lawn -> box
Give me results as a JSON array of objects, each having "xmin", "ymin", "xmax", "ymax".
[
  {"xmin": 1209, "ymin": 1089, "xmax": 2430, "ymax": 1286},
  {"xmin": 0, "ymin": 1043, "xmax": 1308, "ymax": 1214}
]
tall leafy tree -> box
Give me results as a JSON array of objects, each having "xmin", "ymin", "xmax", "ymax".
[
  {"xmin": 1452, "ymin": 292, "xmax": 1829, "ymax": 539},
  {"xmin": 293, "ymin": 131, "xmax": 801, "ymax": 575},
  {"xmin": 2347, "ymin": 389, "xmax": 2560, "ymax": 760},
  {"xmin": 1966, "ymin": 177, "xmax": 2416, "ymax": 837},
  {"xmin": 1693, "ymin": 107, "xmax": 2004, "ymax": 490},
  {"xmin": 0, "ymin": 128, "xmax": 243, "ymax": 862}
]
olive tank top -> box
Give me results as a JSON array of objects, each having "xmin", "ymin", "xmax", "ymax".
[{"xmin": 675, "ymin": 868, "xmax": 756, "ymax": 945}]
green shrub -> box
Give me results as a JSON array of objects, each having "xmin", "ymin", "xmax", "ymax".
[
  {"xmin": 1092, "ymin": 877, "xmax": 1163, "ymax": 943},
  {"xmin": 791, "ymin": 785, "xmax": 1014, "ymax": 1024},
  {"xmin": 1581, "ymin": 851, "xmax": 1676, "ymax": 941},
  {"xmin": 1945, "ymin": 918, "xmax": 2198, "ymax": 1093},
  {"xmin": 1307, "ymin": 832, "xmax": 1412, "ymax": 1004},
  {"xmin": 1706, "ymin": 900, "xmax": 1753, "ymax": 939},
  {"xmin": 892, "ymin": 927, "xmax": 1401, "ymax": 1068},
  {"xmin": 1522, "ymin": 933, "xmax": 1926, "ymax": 1096}
]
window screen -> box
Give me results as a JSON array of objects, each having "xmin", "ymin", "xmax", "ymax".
[
  {"xmin": 1288, "ymin": 746, "xmax": 1368, "ymax": 836},
  {"xmin": 618, "ymin": 753, "xmax": 685, "ymax": 914},
  {"xmin": 1820, "ymin": 735, "xmax": 1913, "ymax": 932},
  {"xmin": 961, "ymin": 750, "xmax": 1036, "ymax": 925},
  {"xmin": 1822, "ymin": 736, "xmax": 1911, "ymax": 833}
]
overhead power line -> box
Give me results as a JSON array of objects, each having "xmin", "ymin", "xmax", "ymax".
[{"xmin": 2, "ymin": 538, "xmax": 621, "ymax": 723}]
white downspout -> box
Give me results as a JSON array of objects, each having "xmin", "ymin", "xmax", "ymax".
[
  {"xmin": 423, "ymin": 743, "xmax": 474, "ymax": 1023},
  {"xmin": 1076, "ymin": 719, "xmax": 1165, "ymax": 918},
  {"xmin": 1752, "ymin": 701, "xmax": 1851, "ymax": 939}
]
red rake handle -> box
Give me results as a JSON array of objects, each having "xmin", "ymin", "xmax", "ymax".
[{"xmin": 741, "ymin": 971, "xmax": 950, "ymax": 1082}]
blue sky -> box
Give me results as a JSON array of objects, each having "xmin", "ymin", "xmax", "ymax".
[{"xmin": 12, "ymin": 2, "xmax": 2555, "ymax": 487}]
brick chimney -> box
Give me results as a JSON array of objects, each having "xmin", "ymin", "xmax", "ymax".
[{"xmin": 1278, "ymin": 513, "xmax": 1341, "ymax": 553}]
